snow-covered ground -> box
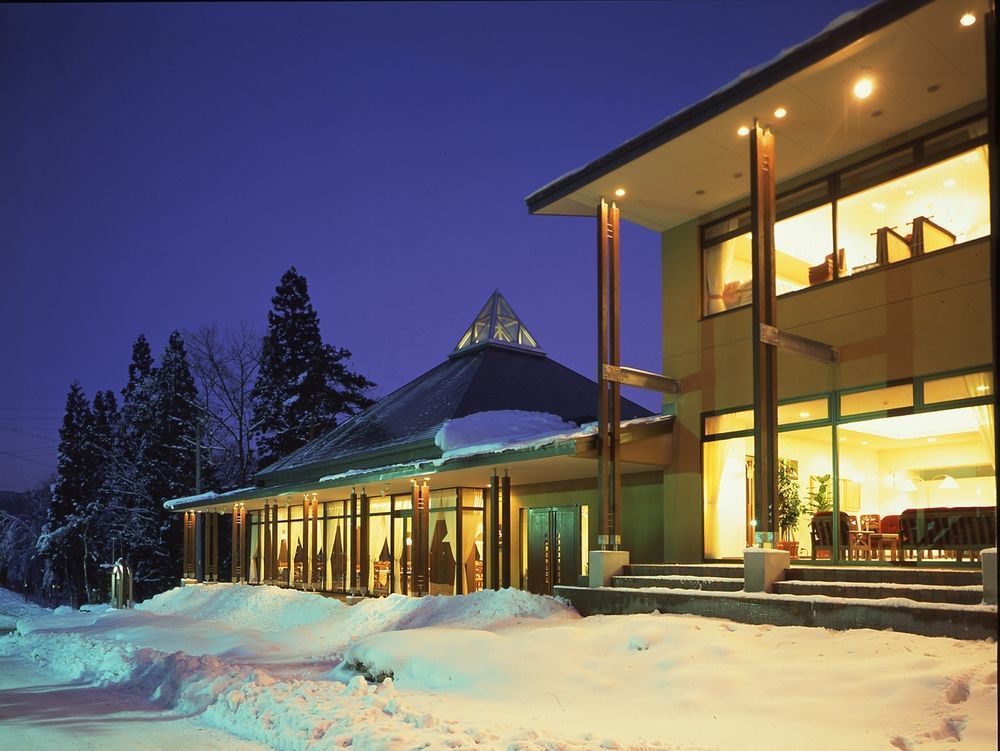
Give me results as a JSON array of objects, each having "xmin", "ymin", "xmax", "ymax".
[{"xmin": 0, "ymin": 586, "xmax": 996, "ymax": 750}]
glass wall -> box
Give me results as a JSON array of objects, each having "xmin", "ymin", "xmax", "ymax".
[
  {"xmin": 369, "ymin": 496, "xmax": 392, "ymax": 596},
  {"xmin": 325, "ymin": 501, "xmax": 350, "ymax": 593},
  {"xmin": 701, "ymin": 118, "xmax": 990, "ymax": 317},
  {"xmin": 702, "ymin": 373, "xmax": 995, "ymax": 564}
]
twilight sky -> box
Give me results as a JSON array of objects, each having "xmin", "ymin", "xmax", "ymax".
[{"xmin": 0, "ymin": 0, "xmax": 863, "ymax": 492}]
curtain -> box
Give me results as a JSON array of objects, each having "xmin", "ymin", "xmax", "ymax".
[
  {"xmin": 702, "ymin": 440, "xmax": 732, "ymax": 557},
  {"xmin": 704, "ymin": 218, "xmax": 742, "ymax": 314}
]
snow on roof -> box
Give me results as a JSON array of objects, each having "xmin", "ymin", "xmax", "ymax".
[{"xmin": 163, "ymin": 487, "xmax": 255, "ymax": 511}]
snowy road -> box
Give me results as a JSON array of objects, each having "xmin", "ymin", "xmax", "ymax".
[{"xmin": 0, "ymin": 654, "xmax": 270, "ymax": 750}]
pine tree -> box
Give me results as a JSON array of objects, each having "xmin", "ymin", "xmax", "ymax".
[
  {"xmin": 38, "ymin": 382, "xmax": 99, "ymax": 606},
  {"xmin": 252, "ymin": 267, "xmax": 375, "ymax": 468}
]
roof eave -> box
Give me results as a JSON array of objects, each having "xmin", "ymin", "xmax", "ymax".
[{"xmin": 525, "ymin": 0, "xmax": 932, "ymax": 215}]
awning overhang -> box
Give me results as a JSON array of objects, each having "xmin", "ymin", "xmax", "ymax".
[
  {"xmin": 526, "ymin": 0, "xmax": 989, "ymax": 232},
  {"xmin": 164, "ymin": 415, "xmax": 673, "ymax": 513}
]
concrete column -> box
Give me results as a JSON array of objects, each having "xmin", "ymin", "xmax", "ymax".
[
  {"xmin": 589, "ymin": 549, "xmax": 630, "ymax": 587},
  {"xmin": 744, "ymin": 548, "xmax": 790, "ymax": 593},
  {"xmin": 982, "ymin": 548, "xmax": 997, "ymax": 605}
]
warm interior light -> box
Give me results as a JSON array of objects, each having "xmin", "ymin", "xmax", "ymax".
[
  {"xmin": 737, "ymin": 126, "xmax": 750, "ymax": 136},
  {"xmin": 798, "ymin": 411, "xmax": 810, "ymax": 418},
  {"xmin": 614, "ymin": 188, "xmax": 626, "ymax": 197},
  {"xmin": 774, "ymin": 107, "xmax": 787, "ymax": 119},
  {"xmin": 960, "ymin": 12, "xmax": 976, "ymax": 26},
  {"xmin": 853, "ymin": 77, "xmax": 874, "ymax": 99},
  {"xmin": 937, "ymin": 474, "xmax": 960, "ymax": 490},
  {"xmin": 927, "ymin": 437, "xmax": 937, "ymax": 443},
  {"xmin": 976, "ymin": 384, "xmax": 988, "ymax": 392}
]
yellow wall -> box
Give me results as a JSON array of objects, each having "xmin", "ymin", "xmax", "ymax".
[{"xmin": 661, "ymin": 225, "xmax": 993, "ymax": 562}]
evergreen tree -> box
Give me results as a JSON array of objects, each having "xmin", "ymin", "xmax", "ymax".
[
  {"xmin": 37, "ymin": 382, "xmax": 99, "ymax": 606},
  {"xmin": 252, "ymin": 267, "xmax": 374, "ymax": 468}
]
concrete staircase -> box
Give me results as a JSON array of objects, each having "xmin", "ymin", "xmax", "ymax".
[{"xmin": 554, "ymin": 563, "xmax": 997, "ymax": 640}]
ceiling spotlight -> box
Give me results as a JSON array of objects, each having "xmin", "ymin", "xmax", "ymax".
[
  {"xmin": 774, "ymin": 107, "xmax": 787, "ymax": 119},
  {"xmin": 737, "ymin": 125, "xmax": 750, "ymax": 136},
  {"xmin": 861, "ymin": 440, "xmax": 870, "ymax": 446},
  {"xmin": 853, "ymin": 76, "xmax": 874, "ymax": 99},
  {"xmin": 614, "ymin": 188, "xmax": 626, "ymax": 197},
  {"xmin": 798, "ymin": 411, "xmax": 810, "ymax": 418},
  {"xmin": 944, "ymin": 178, "xmax": 956, "ymax": 188},
  {"xmin": 960, "ymin": 13, "xmax": 976, "ymax": 26},
  {"xmin": 927, "ymin": 437, "xmax": 937, "ymax": 443}
]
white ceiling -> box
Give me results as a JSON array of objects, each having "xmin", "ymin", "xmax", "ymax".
[{"xmin": 532, "ymin": 0, "xmax": 989, "ymax": 233}]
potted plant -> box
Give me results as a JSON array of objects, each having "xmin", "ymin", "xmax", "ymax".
[
  {"xmin": 776, "ymin": 458, "xmax": 802, "ymax": 557},
  {"xmin": 805, "ymin": 473, "xmax": 833, "ymax": 515}
]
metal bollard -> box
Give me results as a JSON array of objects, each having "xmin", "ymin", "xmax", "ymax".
[{"xmin": 111, "ymin": 558, "xmax": 134, "ymax": 609}]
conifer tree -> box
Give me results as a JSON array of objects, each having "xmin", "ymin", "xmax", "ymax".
[
  {"xmin": 252, "ymin": 267, "xmax": 374, "ymax": 468},
  {"xmin": 38, "ymin": 382, "xmax": 99, "ymax": 606}
]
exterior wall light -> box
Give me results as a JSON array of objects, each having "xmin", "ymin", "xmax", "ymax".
[
  {"xmin": 614, "ymin": 188, "xmax": 626, "ymax": 197},
  {"xmin": 774, "ymin": 107, "xmax": 787, "ymax": 118},
  {"xmin": 853, "ymin": 77, "xmax": 874, "ymax": 99},
  {"xmin": 737, "ymin": 126, "xmax": 750, "ymax": 136},
  {"xmin": 960, "ymin": 13, "xmax": 976, "ymax": 26}
]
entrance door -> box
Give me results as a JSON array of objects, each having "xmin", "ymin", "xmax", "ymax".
[{"xmin": 526, "ymin": 506, "xmax": 580, "ymax": 595}]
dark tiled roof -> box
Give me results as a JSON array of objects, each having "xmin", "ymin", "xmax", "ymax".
[{"xmin": 255, "ymin": 344, "xmax": 651, "ymax": 482}]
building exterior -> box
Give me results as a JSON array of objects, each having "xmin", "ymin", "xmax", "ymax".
[
  {"xmin": 527, "ymin": 0, "xmax": 996, "ymax": 566},
  {"xmin": 166, "ymin": 291, "xmax": 671, "ymax": 595}
]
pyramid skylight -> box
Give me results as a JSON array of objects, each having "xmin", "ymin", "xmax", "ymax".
[{"xmin": 451, "ymin": 290, "xmax": 544, "ymax": 356}]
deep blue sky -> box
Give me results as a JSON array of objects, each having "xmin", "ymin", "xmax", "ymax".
[{"xmin": 0, "ymin": 1, "xmax": 863, "ymax": 491}]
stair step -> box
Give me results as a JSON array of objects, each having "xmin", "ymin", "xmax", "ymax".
[
  {"xmin": 626, "ymin": 563, "xmax": 744, "ymax": 579},
  {"xmin": 785, "ymin": 566, "xmax": 981, "ymax": 586},
  {"xmin": 773, "ymin": 580, "xmax": 984, "ymax": 604},
  {"xmin": 612, "ymin": 575, "xmax": 744, "ymax": 592}
]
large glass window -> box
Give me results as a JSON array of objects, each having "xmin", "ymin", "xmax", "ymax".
[
  {"xmin": 703, "ymin": 379, "xmax": 995, "ymax": 565},
  {"xmin": 701, "ymin": 121, "xmax": 990, "ymax": 317}
]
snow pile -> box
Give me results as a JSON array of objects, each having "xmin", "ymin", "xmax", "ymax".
[
  {"xmin": 0, "ymin": 588, "xmax": 48, "ymax": 631},
  {"xmin": 137, "ymin": 582, "xmax": 349, "ymax": 632},
  {"xmin": 435, "ymin": 410, "xmax": 579, "ymax": 458},
  {"xmin": 2, "ymin": 585, "xmax": 997, "ymax": 750}
]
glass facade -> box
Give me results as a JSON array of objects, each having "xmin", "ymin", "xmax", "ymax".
[
  {"xmin": 702, "ymin": 124, "xmax": 990, "ymax": 317},
  {"xmin": 703, "ymin": 375, "xmax": 995, "ymax": 563}
]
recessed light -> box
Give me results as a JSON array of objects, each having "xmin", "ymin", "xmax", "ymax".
[
  {"xmin": 798, "ymin": 411, "xmax": 810, "ymax": 418},
  {"xmin": 737, "ymin": 126, "xmax": 750, "ymax": 136},
  {"xmin": 927, "ymin": 437, "xmax": 937, "ymax": 443},
  {"xmin": 871, "ymin": 201, "xmax": 886, "ymax": 211},
  {"xmin": 944, "ymin": 178, "xmax": 956, "ymax": 188},
  {"xmin": 976, "ymin": 384, "xmax": 989, "ymax": 392},
  {"xmin": 774, "ymin": 107, "xmax": 787, "ymax": 118},
  {"xmin": 853, "ymin": 77, "xmax": 874, "ymax": 99},
  {"xmin": 905, "ymin": 189, "xmax": 915, "ymax": 196},
  {"xmin": 960, "ymin": 13, "xmax": 976, "ymax": 26},
  {"xmin": 860, "ymin": 440, "xmax": 870, "ymax": 446},
  {"xmin": 614, "ymin": 188, "xmax": 626, "ymax": 197}
]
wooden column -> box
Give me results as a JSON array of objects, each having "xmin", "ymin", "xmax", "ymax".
[
  {"xmin": 596, "ymin": 198, "xmax": 622, "ymax": 550},
  {"xmin": 204, "ymin": 512, "xmax": 219, "ymax": 582},
  {"xmin": 231, "ymin": 504, "xmax": 246, "ymax": 583},
  {"xmin": 489, "ymin": 472, "xmax": 500, "ymax": 590},
  {"xmin": 183, "ymin": 511, "xmax": 196, "ymax": 579},
  {"xmin": 410, "ymin": 481, "xmax": 430, "ymax": 596},
  {"xmin": 270, "ymin": 503, "xmax": 279, "ymax": 585},
  {"xmin": 262, "ymin": 502, "xmax": 272, "ymax": 584},
  {"xmin": 750, "ymin": 121, "xmax": 778, "ymax": 547},
  {"xmin": 986, "ymin": 7, "xmax": 999, "ymax": 477},
  {"xmin": 302, "ymin": 496, "xmax": 310, "ymax": 589},
  {"xmin": 501, "ymin": 470, "xmax": 511, "ymax": 588},
  {"xmin": 350, "ymin": 490, "xmax": 360, "ymax": 593},
  {"xmin": 310, "ymin": 495, "xmax": 320, "ymax": 590},
  {"xmin": 359, "ymin": 490, "xmax": 370, "ymax": 594}
]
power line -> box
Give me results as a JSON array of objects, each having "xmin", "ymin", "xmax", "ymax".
[{"xmin": 0, "ymin": 449, "xmax": 56, "ymax": 469}]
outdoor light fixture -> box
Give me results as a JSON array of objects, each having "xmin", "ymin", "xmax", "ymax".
[
  {"xmin": 614, "ymin": 188, "xmax": 626, "ymax": 197},
  {"xmin": 774, "ymin": 107, "xmax": 787, "ymax": 118},
  {"xmin": 737, "ymin": 125, "xmax": 750, "ymax": 136},
  {"xmin": 960, "ymin": 12, "xmax": 976, "ymax": 26},
  {"xmin": 853, "ymin": 76, "xmax": 874, "ymax": 99}
]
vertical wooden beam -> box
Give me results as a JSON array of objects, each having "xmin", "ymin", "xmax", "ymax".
[
  {"xmin": 409, "ymin": 481, "xmax": 430, "ymax": 596},
  {"xmin": 750, "ymin": 121, "xmax": 778, "ymax": 547},
  {"xmin": 986, "ymin": 6, "xmax": 999, "ymax": 476},
  {"xmin": 608, "ymin": 202, "xmax": 622, "ymax": 549},
  {"xmin": 311, "ymin": 495, "xmax": 320, "ymax": 589},
  {"xmin": 270, "ymin": 503, "xmax": 279, "ymax": 585},
  {"xmin": 262, "ymin": 503, "xmax": 270, "ymax": 583},
  {"xmin": 501, "ymin": 470, "xmax": 511, "ymax": 588},
  {"xmin": 489, "ymin": 472, "xmax": 500, "ymax": 590},
  {"xmin": 596, "ymin": 199, "xmax": 610, "ymax": 548},
  {"xmin": 359, "ymin": 489, "xmax": 370, "ymax": 594},
  {"xmin": 302, "ymin": 496, "xmax": 310, "ymax": 589},
  {"xmin": 454, "ymin": 488, "xmax": 464, "ymax": 594},
  {"xmin": 350, "ymin": 490, "xmax": 359, "ymax": 592}
]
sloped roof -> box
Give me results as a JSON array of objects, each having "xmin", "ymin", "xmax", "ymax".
[{"xmin": 255, "ymin": 292, "xmax": 652, "ymax": 485}]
